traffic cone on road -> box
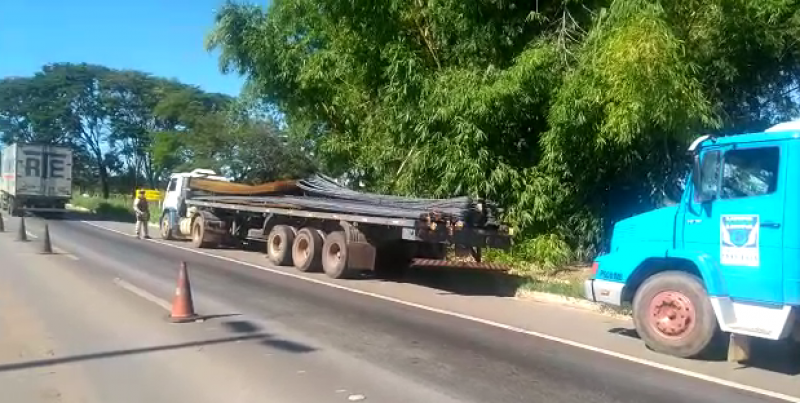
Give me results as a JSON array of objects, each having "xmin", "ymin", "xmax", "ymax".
[
  {"xmin": 16, "ymin": 216, "xmax": 27, "ymax": 242},
  {"xmin": 41, "ymin": 223, "xmax": 53, "ymax": 254},
  {"xmin": 168, "ymin": 262, "xmax": 200, "ymax": 323}
]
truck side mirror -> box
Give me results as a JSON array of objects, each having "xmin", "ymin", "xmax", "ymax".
[
  {"xmin": 692, "ymin": 153, "xmax": 717, "ymax": 203},
  {"xmin": 691, "ymin": 154, "xmax": 702, "ymax": 194}
]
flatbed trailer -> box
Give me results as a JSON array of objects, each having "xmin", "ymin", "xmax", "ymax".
[{"xmin": 159, "ymin": 169, "xmax": 513, "ymax": 279}]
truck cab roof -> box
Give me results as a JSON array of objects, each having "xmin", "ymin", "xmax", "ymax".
[
  {"xmin": 690, "ymin": 119, "xmax": 800, "ymax": 151},
  {"xmin": 169, "ymin": 169, "xmax": 230, "ymax": 182}
]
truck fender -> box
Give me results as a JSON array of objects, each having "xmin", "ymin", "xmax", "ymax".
[
  {"xmin": 600, "ymin": 249, "xmax": 726, "ymax": 303},
  {"xmin": 663, "ymin": 250, "xmax": 727, "ymax": 297}
]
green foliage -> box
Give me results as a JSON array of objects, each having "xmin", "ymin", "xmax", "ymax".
[
  {"xmin": 0, "ymin": 62, "xmax": 312, "ymax": 197},
  {"xmin": 208, "ymin": 0, "xmax": 800, "ymax": 265},
  {"xmin": 488, "ymin": 233, "xmax": 573, "ymax": 276},
  {"xmin": 71, "ymin": 194, "xmax": 164, "ymax": 223},
  {"xmin": 70, "ymin": 194, "xmax": 137, "ymax": 221}
]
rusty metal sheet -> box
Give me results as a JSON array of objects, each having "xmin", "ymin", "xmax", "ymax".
[{"xmin": 189, "ymin": 178, "xmax": 300, "ymax": 196}]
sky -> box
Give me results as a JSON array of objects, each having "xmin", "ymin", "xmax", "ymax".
[{"xmin": 0, "ymin": 0, "xmax": 265, "ymax": 96}]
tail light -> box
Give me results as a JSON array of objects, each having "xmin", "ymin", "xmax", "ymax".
[{"xmin": 590, "ymin": 261, "xmax": 599, "ymax": 278}]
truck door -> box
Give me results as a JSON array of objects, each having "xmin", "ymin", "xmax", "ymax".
[
  {"xmin": 683, "ymin": 142, "xmax": 785, "ymax": 304},
  {"xmin": 162, "ymin": 176, "xmax": 183, "ymax": 212}
]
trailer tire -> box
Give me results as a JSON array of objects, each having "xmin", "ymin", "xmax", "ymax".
[
  {"xmin": 633, "ymin": 271, "xmax": 718, "ymax": 359},
  {"xmin": 191, "ymin": 215, "xmax": 215, "ymax": 249},
  {"xmin": 322, "ymin": 231, "xmax": 352, "ymax": 279},
  {"xmin": 267, "ymin": 225, "xmax": 295, "ymax": 266},
  {"xmin": 292, "ymin": 228, "xmax": 323, "ymax": 272}
]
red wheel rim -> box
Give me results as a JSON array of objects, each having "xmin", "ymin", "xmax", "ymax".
[{"xmin": 648, "ymin": 291, "xmax": 696, "ymax": 339}]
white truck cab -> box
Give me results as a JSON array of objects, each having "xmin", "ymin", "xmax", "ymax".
[
  {"xmin": 162, "ymin": 169, "xmax": 229, "ymax": 212},
  {"xmin": 159, "ymin": 169, "xmax": 230, "ymax": 240}
]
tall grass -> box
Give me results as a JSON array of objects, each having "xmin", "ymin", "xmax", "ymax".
[{"xmin": 70, "ymin": 194, "xmax": 160, "ymax": 223}]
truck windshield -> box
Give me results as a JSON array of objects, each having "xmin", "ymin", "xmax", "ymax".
[{"xmin": 720, "ymin": 147, "xmax": 778, "ymax": 199}]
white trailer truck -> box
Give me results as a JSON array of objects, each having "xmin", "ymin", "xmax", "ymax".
[{"xmin": 0, "ymin": 143, "xmax": 73, "ymax": 216}]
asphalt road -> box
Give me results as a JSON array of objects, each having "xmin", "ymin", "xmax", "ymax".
[{"xmin": 2, "ymin": 213, "xmax": 795, "ymax": 403}]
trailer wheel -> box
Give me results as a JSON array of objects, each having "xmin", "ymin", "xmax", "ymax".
[
  {"xmin": 292, "ymin": 228, "xmax": 323, "ymax": 272},
  {"xmin": 267, "ymin": 225, "xmax": 295, "ymax": 266},
  {"xmin": 633, "ymin": 271, "xmax": 718, "ymax": 358},
  {"xmin": 322, "ymin": 231, "xmax": 352, "ymax": 279},
  {"xmin": 191, "ymin": 215, "xmax": 215, "ymax": 249}
]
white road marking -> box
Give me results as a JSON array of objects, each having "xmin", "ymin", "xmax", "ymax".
[
  {"xmin": 112, "ymin": 277, "xmax": 172, "ymax": 311},
  {"xmin": 81, "ymin": 220, "xmax": 800, "ymax": 402}
]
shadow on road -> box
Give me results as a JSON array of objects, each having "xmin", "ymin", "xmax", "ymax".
[
  {"xmin": 221, "ymin": 319, "xmax": 316, "ymax": 353},
  {"xmin": 735, "ymin": 338, "xmax": 800, "ymax": 375},
  {"xmin": 373, "ymin": 265, "xmax": 525, "ymax": 297},
  {"xmin": 58, "ymin": 210, "xmax": 135, "ymax": 223},
  {"xmin": 608, "ymin": 327, "xmax": 639, "ymax": 339},
  {"xmin": 608, "ymin": 326, "xmax": 800, "ymax": 375},
  {"xmin": 0, "ymin": 319, "xmax": 316, "ymax": 373}
]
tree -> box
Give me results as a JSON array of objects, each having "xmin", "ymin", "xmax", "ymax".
[
  {"xmin": 221, "ymin": 114, "xmax": 316, "ymax": 183},
  {"xmin": 207, "ymin": 0, "xmax": 800, "ymax": 258},
  {"xmin": 41, "ymin": 63, "xmax": 119, "ymax": 198},
  {"xmin": 0, "ymin": 75, "xmax": 73, "ymax": 145},
  {"xmin": 150, "ymin": 96, "xmax": 315, "ymax": 183},
  {"xmin": 0, "ymin": 63, "xmax": 239, "ymax": 195}
]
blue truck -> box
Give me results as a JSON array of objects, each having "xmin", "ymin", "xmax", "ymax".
[{"xmin": 585, "ymin": 120, "xmax": 800, "ymax": 360}]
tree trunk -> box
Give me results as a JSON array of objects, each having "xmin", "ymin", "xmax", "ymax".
[
  {"xmin": 146, "ymin": 157, "xmax": 156, "ymax": 189},
  {"xmin": 98, "ymin": 160, "xmax": 110, "ymax": 199}
]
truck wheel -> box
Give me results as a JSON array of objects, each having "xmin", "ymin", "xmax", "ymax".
[
  {"xmin": 160, "ymin": 214, "xmax": 174, "ymax": 240},
  {"xmin": 633, "ymin": 271, "xmax": 718, "ymax": 358},
  {"xmin": 292, "ymin": 228, "xmax": 323, "ymax": 272},
  {"xmin": 322, "ymin": 231, "xmax": 352, "ymax": 279},
  {"xmin": 267, "ymin": 225, "xmax": 295, "ymax": 266},
  {"xmin": 191, "ymin": 215, "xmax": 215, "ymax": 249}
]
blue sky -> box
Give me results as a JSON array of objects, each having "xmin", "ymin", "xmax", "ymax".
[{"xmin": 0, "ymin": 0, "xmax": 266, "ymax": 96}]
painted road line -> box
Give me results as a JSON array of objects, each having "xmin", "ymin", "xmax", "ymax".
[
  {"xmin": 80, "ymin": 220, "xmax": 800, "ymax": 403},
  {"xmin": 113, "ymin": 277, "xmax": 172, "ymax": 311}
]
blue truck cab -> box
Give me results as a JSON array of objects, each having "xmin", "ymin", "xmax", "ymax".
[{"xmin": 585, "ymin": 120, "xmax": 800, "ymax": 358}]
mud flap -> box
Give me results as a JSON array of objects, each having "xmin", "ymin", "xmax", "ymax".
[
  {"xmin": 727, "ymin": 333, "xmax": 751, "ymax": 363},
  {"xmin": 347, "ymin": 241, "xmax": 376, "ymax": 271}
]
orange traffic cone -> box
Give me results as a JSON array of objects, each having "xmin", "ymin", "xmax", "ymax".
[{"xmin": 168, "ymin": 262, "xmax": 200, "ymax": 323}]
